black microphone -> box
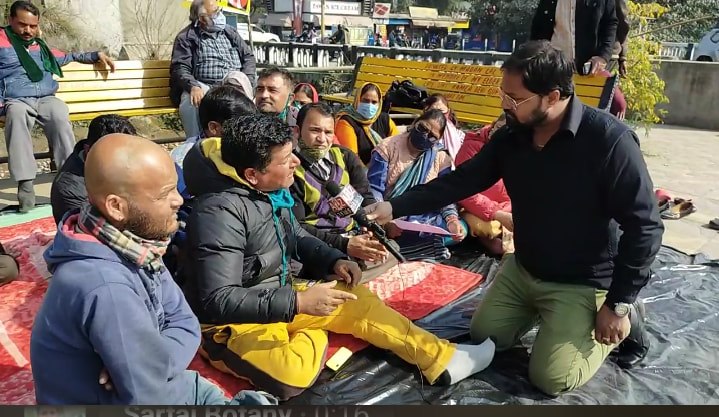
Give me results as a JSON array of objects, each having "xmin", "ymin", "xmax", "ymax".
[{"xmin": 325, "ymin": 181, "xmax": 406, "ymax": 263}]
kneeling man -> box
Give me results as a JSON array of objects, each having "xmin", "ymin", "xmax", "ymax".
[
  {"xmin": 180, "ymin": 113, "xmax": 495, "ymax": 399},
  {"xmin": 31, "ymin": 134, "xmax": 274, "ymax": 405}
]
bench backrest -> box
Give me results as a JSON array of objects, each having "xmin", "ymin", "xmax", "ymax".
[
  {"xmin": 55, "ymin": 60, "xmax": 175, "ymax": 122},
  {"xmin": 347, "ymin": 56, "xmax": 617, "ymax": 125}
]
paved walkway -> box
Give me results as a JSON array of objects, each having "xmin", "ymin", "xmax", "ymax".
[{"xmin": 1, "ymin": 124, "xmax": 717, "ymax": 258}]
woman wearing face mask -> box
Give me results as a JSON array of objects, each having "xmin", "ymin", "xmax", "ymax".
[
  {"xmin": 423, "ymin": 94, "xmax": 465, "ymax": 168},
  {"xmin": 335, "ymin": 82, "xmax": 399, "ymax": 164},
  {"xmin": 367, "ymin": 109, "xmax": 468, "ymax": 261}
]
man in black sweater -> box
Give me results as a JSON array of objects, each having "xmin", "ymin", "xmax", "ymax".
[{"xmin": 365, "ymin": 40, "xmax": 664, "ymax": 396}]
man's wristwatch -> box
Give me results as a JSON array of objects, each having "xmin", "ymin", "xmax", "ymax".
[{"xmin": 609, "ymin": 302, "xmax": 631, "ymax": 317}]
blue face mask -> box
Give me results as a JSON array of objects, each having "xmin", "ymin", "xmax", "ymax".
[
  {"xmin": 356, "ymin": 102, "xmax": 379, "ymax": 119},
  {"xmin": 204, "ymin": 12, "xmax": 226, "ymax": 32}
]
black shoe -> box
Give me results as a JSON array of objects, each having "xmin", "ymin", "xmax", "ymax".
[
  {"xmin": 17, "ymin": 180, "xmax": 35, "ymax": 213},
  {"xmin": 612, "ymin": 299, "xmax": 650, "ymax": 369}
]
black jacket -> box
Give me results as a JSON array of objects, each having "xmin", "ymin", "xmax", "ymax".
[
  {"xmin": 290, "ymin": 146, "xmax": 376, "ymax": 252},
  {"xmin": 169, "ymin": 24, "xmax": 257, "ymax": 107},
  {"xmin": 615, "ymin": 0, "xmax": 630, "ymax": 61},
  {"xmin": 389, "ymin": 97, "xmax": 663, "ymax": 307},
  {"xmin": 179, "ymin": 141, "xmax": 346, "ymax": 325},
  {"xmin": 531, "ymin": 0, "xmax": 618, "ymax": 73},
  {"xmin": 340, "ymin": 113, "xmax": 392, "ymax": 165},
  {"xmin": 50, "ymin": 140, "xmax": 88, "ymax": 224}
]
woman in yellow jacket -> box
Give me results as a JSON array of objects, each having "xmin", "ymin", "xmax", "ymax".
[{"xmin": 335, "ymin": 82, "xmax": 399, "ymax": 164}]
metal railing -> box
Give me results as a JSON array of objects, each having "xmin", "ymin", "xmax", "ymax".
[
  {"xmin": 252, "ymin": 41, "xmax": 696, "ymax": 67},
  {"xmin": 252, "ymin": 42, "xmax": 513, "ymax": 68}
]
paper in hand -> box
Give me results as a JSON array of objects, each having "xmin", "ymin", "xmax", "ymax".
[{"xmin": 393, "ymin": 219, "xmax": 454, "ymax": 236}]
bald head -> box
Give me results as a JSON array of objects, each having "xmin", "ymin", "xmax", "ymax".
[
  {"xmin": 85, "ymin": 133, "xmax": 183, "ymax": 240},
  {"xmin": 85, "ymin": 134, "xmax": 168, "ymax": 199}
]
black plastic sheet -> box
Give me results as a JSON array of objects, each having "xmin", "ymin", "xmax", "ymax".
[{"xmin": 287, "ymin": 245, "xmax": 719, "ymax": 405}]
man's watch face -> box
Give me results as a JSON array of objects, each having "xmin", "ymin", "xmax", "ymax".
[{"xmin": 614, "ymin": 303, "xmax": 631, "ymax": 317}]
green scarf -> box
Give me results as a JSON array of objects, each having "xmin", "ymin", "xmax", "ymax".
[{"xmin": 4, "ymin": 26, "xmax": 63, "ymax": 83}]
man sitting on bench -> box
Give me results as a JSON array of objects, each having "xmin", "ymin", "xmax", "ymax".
[
  {"xmin": 179, "ymin": 112, "xmax": 495, "ymax": 400},
  {"xmin": 31, "ymin": 134, "xmax": 274, "ymax": 405},
  {"xmin": 0, "ymin": 0, "xmax": 115, "ymax": 212},
  {"xmin": 50, "ymin": 114, "xmax": 137, "ymax": 224},
  {"xmin": 290, "ymin": 103, "xmax": 389, "ymax": 271}
]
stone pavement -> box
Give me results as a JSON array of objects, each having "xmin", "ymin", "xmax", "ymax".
[
  {"xmin": 0, "ymin": 124, "xmax": 717, "ymax": 259},
  {"xmin": 639, "ymin": 125, "xmax": 719, "ymax": 259}
]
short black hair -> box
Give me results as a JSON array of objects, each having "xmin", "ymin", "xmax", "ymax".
[
  {"xmin": 257, "ymin": 67, "xmax": 295, "ymax": 90},
  {"xmin": 199, "ymin": 85, "xmax": 257, "ymax": 131},
  {"xmin": 221, "ymin": 113, "xmax": 293, "ymax": 174},
  {"xmin": 501, "ymin": 40, "xmax": 575, "ymax": 99},
  {"xmin": 86, "ymin": 114, "xmax": 137, "ymax": 146},
  {"xmin": 296, "ymin": 102, "xmax": 333, "ymax": 129},
  {"xmin": 10, "ymin": 1, "xmax": 40, "ymax": 17}
]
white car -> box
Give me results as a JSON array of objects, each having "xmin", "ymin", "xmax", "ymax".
[
  {"xmin": 236, "ymin": 24, "xmax": 280, "ymax": 44},
  {"xmin": 693, "ymin": 27, "xmax": 719, "ymax": 62}
]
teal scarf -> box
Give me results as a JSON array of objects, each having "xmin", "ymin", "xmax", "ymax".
[
  {"xmin": 267, "ymin": 189, "xmax": 295, "ymax": 286},
  {"xmin": 387, "ymin": 147, "xmax": 437, "ymax": 200}
]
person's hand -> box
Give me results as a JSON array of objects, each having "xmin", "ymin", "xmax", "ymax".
[
  {"xmin": 97, "ymin": 52, "xmax": 115, "ymax": 73},
  {"xmin": 385, "ymin": 222, "xmax": 403, "ymax": 239},
  {"xmin": 364, "ymin": 202, "xmax": 393, "ymax": 225},
  {"xmin": 99, "ymin": 368, "xmax": 113, "ymax": 391},
  {"xmin": 588, "ymin": 56, "xmax": 607, "ymax": 75},
  {"xmin": 594, "ymin": 304, "xmax": 631, "ymax": 345},
  {"xmin": 347, "ymin": 234, "xmax": 388, "ymax": 263},
  {"xmin": 493, "ymin": 211, "xmax": 514, "ymax": 232},
  {"xmin": 296, "ymin": 281, "xmax": 358, "ymax": 316},
  {"xmin": 446, "ymin": 218, "xmax": 466, "ymax": 241},
  {"xmin": 618, "ymin": 59, "xmax": 628, "ymax": 78},
  {"xmin": 190, "ymin": 86, "xmax": 205, "ymax": 107},
  {"xmin": 332, "ymin": 259, "xmax": 363, "ymax": 287}
]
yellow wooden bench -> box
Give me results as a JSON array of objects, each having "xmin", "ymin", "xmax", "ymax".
[
  {"xmin": 1, "ymin": 60, "xmax": 175, "ymax": 127},
  {"xmin": 322, "ymin": 56, "xmax": 618, "ymax": 125}
]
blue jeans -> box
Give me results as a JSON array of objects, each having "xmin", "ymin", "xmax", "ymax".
[{"xmin": 190, "ymin": 371, "xmax": 278, "ymax": 405}]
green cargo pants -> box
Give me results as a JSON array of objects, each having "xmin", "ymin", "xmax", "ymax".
[{"xmin": 470, "ymin": 254, "xmax": 616, "ymax": 396}]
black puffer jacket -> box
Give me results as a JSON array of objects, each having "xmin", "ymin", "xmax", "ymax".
[
  {"xmin": 50, "ymin": 140, "xmax": 88, "ymax": 224},
  {"xmin": 180, "ymin": 139, "xmax": 346, "ymax": 325}
]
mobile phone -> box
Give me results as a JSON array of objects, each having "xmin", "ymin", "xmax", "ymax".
[
  {"xmin": 326, "ymin": 347, "xmax": 353, "ymax": 371},
  {"xmin": 583, "ymin": 61, "xmax": 592, "ymax": 75}
]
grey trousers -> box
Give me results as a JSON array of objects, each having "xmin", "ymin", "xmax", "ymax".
[
  {"xmin": 3, "ymin": 96, "xmax": 76, "ymax": 182},
  {"xmin": 178, "ymin": 82, "xmax": 210, "ymax": 139}
]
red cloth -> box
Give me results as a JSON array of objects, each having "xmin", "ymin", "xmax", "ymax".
[
  {"xmin": 455, "ymin": 126, "xmax": 512, "ymax": 221},
  {"xmin": 597, "ymin": 70, "xmax": 627, "ymax": 117}
]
